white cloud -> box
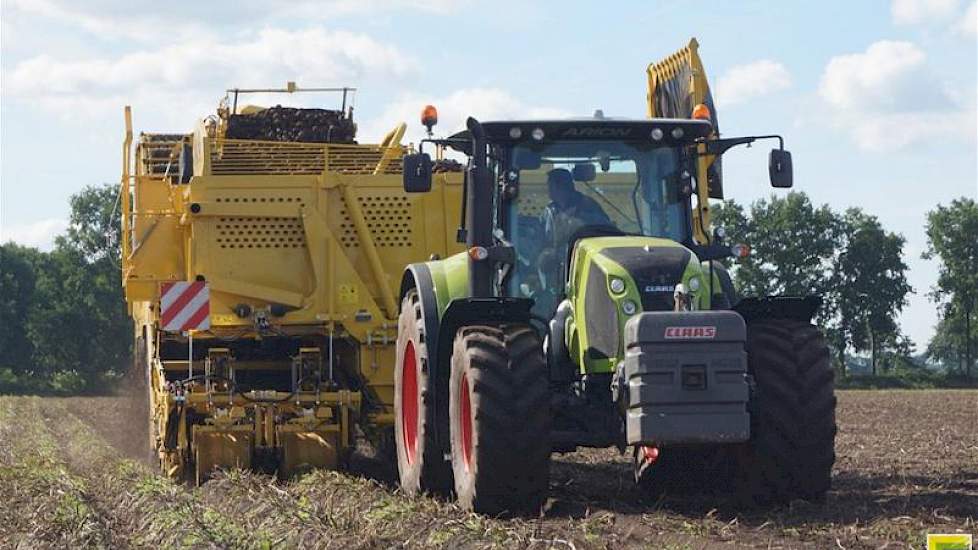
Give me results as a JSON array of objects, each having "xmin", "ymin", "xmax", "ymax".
[
  {"xmin": 715, "ymin": 60, "xmax": 792, "ymax": 107},
  {"xmin": 359, "ymin": 88, "xmax": 572, "ymax": 145},
  {"xmin": 819, "ymin": 41, "xmax": 929, "ymax": 111},
  {"xmin": 956, "ymin": 1, "xmax": 977, "ymax": 34},
  {"xmin": 275, "ymin": 0, "xmax": 466, "ymax": 17},
  {"xmin": 1, "ymin": 218, "xmax": 68, "ymax": 251},
  {"xmin": 3, "ymin": 0, "xmax": 465, "ymax": 43},
  {"xmin": 891, "ymin": 0, "xmax": 961, "ymax": 24},
  {"xmin": 817, "ymin": 40, "xmax": 974, "ymax": 151},
  {"xmin": 3, "ymin": 0, "xmax": 200, "ymax": 42},
  {"xmin": 3, "ymin": 28, "xmax": 418, "ymax": 124},
  {"xmin": 847, "ymin": 110, "xmax": 975, "ymax": 152}
]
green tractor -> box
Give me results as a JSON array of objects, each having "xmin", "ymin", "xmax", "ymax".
[
  {"xmin": 394, "ymin": 41, "xmax": 836, "ymax": 513},
  {"xmin": 393, "ymin": 111, "xmax": 836, "ymax": 514}
]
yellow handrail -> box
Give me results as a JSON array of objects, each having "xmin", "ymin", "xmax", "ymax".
[
  {"xmin": 374, "ymin": 123, "xmax": 406, "ymax": 175},
  {"xmin": 121, "ymin": 106, "xmax": 133, "ymax": 274}
]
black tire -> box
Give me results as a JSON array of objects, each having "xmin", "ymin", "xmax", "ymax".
[
  {"xmin": 735, "ymin": 319, "xmax": 836, "ymax": 505},
  {"xmin": 394, "ymin": 290, "xmax": 453, "ymax": 496},
  {"xmin": 449, "ymin": 325, "xmax": 551, "ymax": 515}
]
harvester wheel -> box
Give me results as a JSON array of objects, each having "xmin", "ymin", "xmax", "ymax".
[
  {"xmin": 449, "ymin": 325, "xmax": 551, "ymax": 515},
  {"xmin": 735, "ymin": 319, "xmax": 836, "ymax": 505},
  {"xmin": 394, "ymin": 290, "xmax": 452, "ymax": 495}
]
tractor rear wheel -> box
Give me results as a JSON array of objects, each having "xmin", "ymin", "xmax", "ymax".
[
  {"xmin": 735, "ymin": 319, "xmax": 836, "ymax": 505},
  {"xmin": 394, "ymin": 290, "xmax": 452, "ymax": 496},
  {"xmin": 449, "ymin": 325, "xmax": 551, "ymax": 515}
]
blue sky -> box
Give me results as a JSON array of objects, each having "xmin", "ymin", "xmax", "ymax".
[{"xmin": 1, "ymin": 0, "xmax": 976, "ymax": 349}]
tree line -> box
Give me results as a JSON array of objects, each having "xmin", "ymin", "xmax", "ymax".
[
  {"xmin": 0, "ymin": 184, "xmax": 975, "ymax": 393},
  {"xmin": 714, "ymin": 193, "xmax": 976, "ymax": 380},
  {"xmin": 1, "ymin": 185, "xmax": 130, "ymax": 394}
]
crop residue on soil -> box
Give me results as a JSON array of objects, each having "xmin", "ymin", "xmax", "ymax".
[{"xmin": 0, "ymin": 390, "xmax": 975, "ymax": 549}]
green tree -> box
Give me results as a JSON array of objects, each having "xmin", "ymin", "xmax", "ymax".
[
  {"xmin": 0, "ymin": 244, "xmax": 41, "ymax": 375},
  {"xmin": 713, "ymin": 195, "xmax": 914, "ymax": 376},
  {"xmin": 923, "ymin": 198, "xmax": 978, "ymax": 380},
  {"xmin": 0, "ymin": 183, "xmax": 131, "ymax": 394},
  {"xmin": 835, "ymin": 209, "xmax": 913, "ymax": 375},
  {"xmin": 58, "ymin": 183, "xmax": 122, "ymax": 262},
  {"xmin": 926, "ymin": 310, "xmax": 974, "ymax": 373},
  {"xmin": 712, "ymin": 193, "xmax": 843, "ymax": 327}
]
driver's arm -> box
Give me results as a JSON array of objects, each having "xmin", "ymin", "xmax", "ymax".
[{"xmin": 541, "ymin": 204, "xmax": 558, "ymax": 246}]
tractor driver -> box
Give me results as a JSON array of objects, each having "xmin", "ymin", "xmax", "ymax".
[
  {"xmin": 540, "ymin": 167, "xmax": 611, "ymax": 247},
  {"xmin": 533, "ymin": 168, "xmax": 611, "ymax": 313}
]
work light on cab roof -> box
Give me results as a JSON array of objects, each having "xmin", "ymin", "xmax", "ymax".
[
  {"xmin": 421, "ymin": 105, "xmax": 438, "ymax": 136},
  {"xmin": 692, "ymin": 103, "xmax": 711, "ymax": 121}
]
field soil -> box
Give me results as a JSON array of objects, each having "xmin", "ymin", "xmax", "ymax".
[{"xmin": 0, "ymin": 390, "xmax": 974, "ymax": 549}]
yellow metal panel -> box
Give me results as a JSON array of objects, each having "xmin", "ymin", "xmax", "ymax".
[
  {"xmin": 340, "ymin": 178, "xmax": 399, "ymax": 317},
  {"xmin": 360, "ymin": 343, "xmax": 396, "ymax": 409},
  {"xmin": 194, "ymin": 428, "xmax": 254, "ymax": 484},
  {"xmin": 278, "ymin": 430, "xmax": 340, "ymax": 477},
  {"xmin": 208, "ymin": 277, "xmax": 305, "ymax": 308},
  {"xmin": 126, "ymin": 214, "xmax": 185, "ymax": 281}
]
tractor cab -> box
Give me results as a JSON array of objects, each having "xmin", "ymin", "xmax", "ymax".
[
  {"xmin": 478, "ymin": 118, "xmax": 712, "ymax": 319},
  {"xmin": 404, "ymin": 115, "xmax": 789, "ymax": 323}
]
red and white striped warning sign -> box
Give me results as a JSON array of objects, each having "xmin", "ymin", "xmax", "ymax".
[{"xmin": 160, "ymin": 281, "xmax": 210, "ymax": 332}]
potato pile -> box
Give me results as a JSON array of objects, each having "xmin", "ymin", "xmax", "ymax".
[{"xmin": 226, "ymin": 107, "xmax": 357, "ymax": 143}]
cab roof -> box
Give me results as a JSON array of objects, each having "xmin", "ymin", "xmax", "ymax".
[{"xmin": 448, "ymin": 118, "xmax": 713, "ymax": 145}]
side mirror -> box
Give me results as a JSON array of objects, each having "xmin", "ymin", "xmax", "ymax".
[
  {"xmin": 572, "ymin": 163, "xmax": 596, "ymax": 182},
  {"xmin": 403, "ymin": 153, "xmax": 432, "ymax": 193},
  {"xmin": 769, "ymin": 149, "xmax": 793, "ymax": 188}
]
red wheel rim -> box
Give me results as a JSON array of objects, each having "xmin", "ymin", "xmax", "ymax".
[
  {"xmin": 401, "ymin": 341, "xmax": 419, "ymax": 464},
  {"xmin": 459, "ymin": 372, "xmax": 473, "ymax": 471}
]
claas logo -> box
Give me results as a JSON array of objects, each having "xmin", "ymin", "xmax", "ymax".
[{"xmin": 664, "ymin": 326, "xmax": 717, "ymax": 339}]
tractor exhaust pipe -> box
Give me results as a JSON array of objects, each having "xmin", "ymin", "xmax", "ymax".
[{"xmin": 466, "ymin": 117, "xmax": 493, "ymax": 298}]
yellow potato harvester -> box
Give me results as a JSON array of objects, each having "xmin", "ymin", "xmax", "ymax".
[{"xmin": 120, "ymin": 85, "xmax": 463, "ymax": 482}]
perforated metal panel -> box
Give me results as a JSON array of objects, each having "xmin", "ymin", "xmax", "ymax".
[
  {"xmin": 214, "ymin": 194, "xmax": 306, "ymax": 206},
  {"xmin": 338, "ymin": 195, "xmax": 415, "ymax": 248},
  {"xmin": 215, "ymin": 218, "xmax": 306, "ymax": 249},
  {"xmin": 212, "ymin": 193, "xmax": 308, "ymax": 250},
  {"xmin": 516, "ymin": 188, "xmax": 550, "ymax": 217}
]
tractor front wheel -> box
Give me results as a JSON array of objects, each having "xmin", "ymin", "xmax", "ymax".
[
  {"xmin": 394, "ymin": 290, "xmax": 452, "ymax": 496},
  {"xmin": 735, "ymin": 319, "xmax": 837, "ymax": 505},
  {"xmin": 449, "ymin": 325, "xmax": 551, "ymax": 515}
]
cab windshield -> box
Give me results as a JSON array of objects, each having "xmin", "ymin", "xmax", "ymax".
[{"xmin": 502, "ymin": 140, "xmax": 691, "ymax": 313}]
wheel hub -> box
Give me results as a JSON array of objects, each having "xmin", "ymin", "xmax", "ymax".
[
  {"xmin": 459, "ymin": 372, "xmax": 473, "ymax": 471},
  {"xmin": 401, "ymin": 341, "xmax": 419, "ymax": 464}
]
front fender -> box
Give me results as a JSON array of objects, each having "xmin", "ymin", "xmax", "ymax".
[{"xmin": 733, "ymin": 295, "xmax": 821, "ymax": 323}]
